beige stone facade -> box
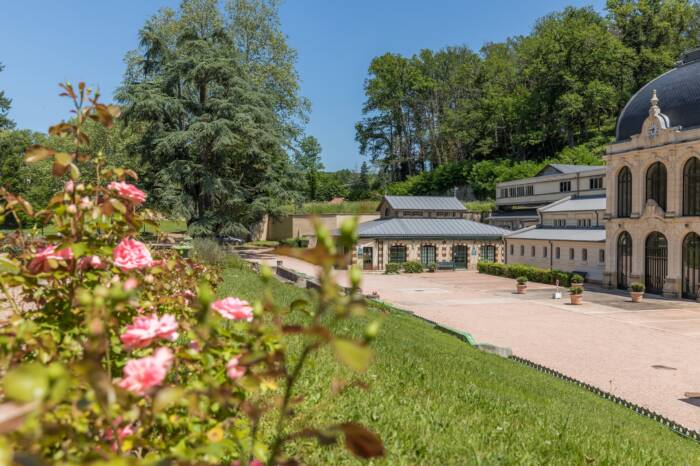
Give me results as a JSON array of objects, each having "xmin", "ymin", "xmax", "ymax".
[{"xmin": 604, "ymin": 93, "xmax": 700, "ymax": 298}]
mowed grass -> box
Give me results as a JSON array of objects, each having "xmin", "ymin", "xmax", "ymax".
[
  {"xmin": 217, "ymin": 265, "xmax": 700, "ymax": 465},
  {"xmin": 281, "ymin": 200, "xmax": 379, "ymax": 215}
]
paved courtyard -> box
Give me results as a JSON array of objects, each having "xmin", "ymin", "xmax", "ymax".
[{"xmin": 246, "ymin": 250, "xmax": 700, "ymax": 430}]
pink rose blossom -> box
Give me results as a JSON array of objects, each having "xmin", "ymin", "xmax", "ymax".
[
  {"xmin": 113, "ymin": 238, "xmax": 153, "ymax": 271},
  {"xmin": 79, "ymin": 196, "xmax": 92, "ymax": 210},
  {"xmin": 120, "ymin": 314, "xmax": 179, "ymax": 350},
  {"xmin": 124, "ymin": 277, "xmax": 139, "ymax": 291},
  {"xmin": 77, "ymin": 255, "xmax": 104, "ymax": 270},
  {"xmin": 108, "ymin": 181, "xmax": 146, "ymax": 205},
  {"xmin": 211, "ymin": 297, "xmax": 254, "ymax": 322},
  {"xmin": 28, "ymin": 244, "xmax": 73, "ymax": 274},
  {"xmin": 117, "ymin": 347, "xmax": 173, "ymax": 395},
  {"xmin": 104, "ymin": 419, "xmax": 134, "ymax": 452},
  {"xmin": 226, "ymin": 355, "xmax": 246, "ymax": 381},
  {"xmin": 64, "ymin": 180, "xmax": 74, "ymax": 193}
]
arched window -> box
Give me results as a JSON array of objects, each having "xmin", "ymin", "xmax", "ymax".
[
  {"xmin": 389, "ymin": 245, "xmax": 406, "ymax": 264},
  {"xmin": 682, "ymin": 233, "xmax": 700, "ymax": 299},
  {"xmin": 683, "ymin": 158, "xmax": 700, "ymax": 216},
  {"xmin": 617, "ymin": 166, "xmax": 632, "ymax": 218},
  {"xmin": 617, "ymin": 232, "xmax": 632, "ymax": 290},
  {"xmin": 646, "ymin": 162, "xmax": 667, "ymax": 210}
]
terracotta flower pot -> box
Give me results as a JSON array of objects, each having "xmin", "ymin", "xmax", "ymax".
[
  {"xmin": 630, "ymin": 291, "xmax": 644, "ymax": 303},
  {"xmin": 570, "ymin": 293, "xmax": 583, "ymax": 305},
  {"xmin": 516, "ymin": 284, "xmax": 527, "ymax": 294}
]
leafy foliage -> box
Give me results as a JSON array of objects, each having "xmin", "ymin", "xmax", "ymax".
[
  {"xmin": 384, "ymin": 262, "xmax": 401, "ymax": 274},
  {"xmin": 0, "ymin": 83, "xmax": 383, "ymax": 464},
  {"xmin": 0, "ymin": 63, "xmax": 14, "ymax": 131},
  {"xmin": 477, "ymin": 261, "xmax": 572, "ymax": 287},
  {"xmin": 402, "ymin": 261, "xmax": 423, "ymax": 273}
]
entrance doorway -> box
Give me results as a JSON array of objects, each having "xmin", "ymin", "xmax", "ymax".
[
  {"xmin": 617, "ymin": 232, "xmax": 632, "ymax": 290},
  {"xmin": 453, "ymin": 245, "xmax": 468, "ymax": 269},
  {"xmin": 645, "ymin": 232, "xmax": 667, "ymax": 294},
  {"xmin": 362, "ymin": 247, "xmax": 373, "ymax": 271},
  {"xmin": 682, "ymin": 232, "xmax": 700, "ymax": 299},
  {"xmin": 420, "ymin": 245, "xmax": 436, "ymax": 266}
]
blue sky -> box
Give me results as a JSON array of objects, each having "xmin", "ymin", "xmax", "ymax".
[{"xmin": 0, "ymin": 0, "xmax": 604, "ymax": 171}]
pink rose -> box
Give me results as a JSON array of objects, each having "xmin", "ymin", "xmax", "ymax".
[
  {"xmin": 124, "ymin": 277, "xmax": 139, "ymax": 291},
  {"xmin": 117, "ymin": 347, "xmax": 173, "ymax": 395},
  {"xmin": 108, "ymin": 181, "xmax": 146, "ymax": 205},
  {"xmin": 113, "ymin": 238, "xmax": 153, "ymax": 271},
  {"xmin": 77, "ymin": 255, "xmax": 104, "ymax": 270},
  {"xmin": 104, "ymin": 418, "xmax": 134, "ymax": 452},
  {"xmin": 226, "ymin": 355, "xmax": 246, "ymax": 381},
  {"xmin": 65, "ymin": 180, "xmax": 74, "ymax": 193},
  {"xmin": 120, "ymin": 314, "xmax": 179, "ymax": 350},
  {"xmin": 28, "ymin": 244, "xmax": 73, "ymax": 274},
  {"xmin": 211, "ymin": 297, "xmax": 254, "ymax": 322}
]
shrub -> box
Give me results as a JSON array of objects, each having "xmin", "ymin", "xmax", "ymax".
[
  {"xmin": 385, "ymin": 262, "xmax": 402, "ymax": 274},
  {"xmin": 478, "ymin": 262, "xmax": 572, "ymax": 287},
  {"xmin": 0, "ymin": 84, "xmax": 384, "ymax": 464},
  {"xmin": 192, "ymin": 237, "xmax": 227, "ymax": 265},
  {"xmin": 516, "ymin": 276, "xmax": 528, "ymax": 285},
  {"xmin": 280, "ymin": 237, "xmax": 310, "ymax": 248},
  {"xmin": 630, "ymin": 282, "xmax": 645, "ymax": 292},
  {"xmin": 570, "ymin": 286, "xmax": 584, "ymax": 295},
  {"xmin": 427, "ymin": 262, "xmax": 437, "ymax": 272},
  {"xmin": 570, "ymin": 274, "xmax": 584, "ymax": 284},
  {"xmin": 403, "ymin": 261, "xmax": 424, "ymax": 273}
]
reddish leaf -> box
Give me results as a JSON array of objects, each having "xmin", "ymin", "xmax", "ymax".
[
  {"xmin": 24, "ymin": 145, "xmax": 54, "ymax": 163},
  {"xmin": 339, "ymin": 422, "xmax": 384, "ymax": 458}
]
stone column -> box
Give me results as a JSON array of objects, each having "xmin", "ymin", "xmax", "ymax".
[
  {"xmin": 631, "ymin": 158, "xmax": 643, "ymax": 218},
  {"xmin": 666, "ymin": 148, "xmax": 679, "ymax": 217}
]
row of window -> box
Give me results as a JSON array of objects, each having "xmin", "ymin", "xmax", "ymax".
[
  {"xmin": 388, "ymin": 244, "xmax": 497, "ymax": 264},
  {"xmin": 500, "ymin": 185, "xmax": 535, "ymax": 198},
  {"xmin": 509, "ymin": 244, "xmax": 604, "ymax": 263},
  {"xmin": 401, "ymin": 211, "xmax": 460, "ymax": 217},
  {"xmin": 616, "ymin": 158, "xmax": 700, "ymax": 216},
  {"xmin": 551, "ymin": 218, "xmax": 593, "ymax": 227}
]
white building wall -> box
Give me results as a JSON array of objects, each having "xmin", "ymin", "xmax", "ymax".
[{"xmin": 506, "ymin": 238, "xmax": 606, "ymax": 283}]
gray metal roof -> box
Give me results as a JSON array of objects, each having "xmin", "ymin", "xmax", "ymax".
[
  {"xmin": 381, "ymin": 195, "xmax": 467, "ymax": 211},
  {"xmin": 539, "ymin": 196, "xmax": 607, "ymax": 213},
  {"xmin": 506, "ymin": 227, "xmax": 605, "ymax": 242},
  {"xmin": 540, "ymin": 164, "xmax": 605, "ymax": 175},
  {"xmin": 616, "ymin": 53, "xmax": 700, "ymax": 141},
  {"xmin": 356, "ymin": 218, "xmax": 507, "ymax": 239},
  {"xmin": 488, "ymin": 209, "xmax": 539, "ymax": 219}
]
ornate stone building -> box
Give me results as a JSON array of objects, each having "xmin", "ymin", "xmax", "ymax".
[{"xmin": 604, "ymin": 50, "xmax": 700, "ymax": 298}]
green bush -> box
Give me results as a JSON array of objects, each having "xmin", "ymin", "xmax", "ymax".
[
  {"xmin": 403, "ymin": 261, "xmax": 424, "ymax": 273},
  {"xmin": 571, "ymin": 274, "xmax": 584, "ymax": 284},
  {"xmin": 570, "ymin": 286, "xmax": 584, "ymax": 295},
  {"xmin": 280, "ymin": 237, "xmax": 310, "ymax": 248},
  {"xmin": 385, "ymin": 262, "xmax": 402, "ymax": 274},
  {"xmin": 516, "ymin": 276, "xmax": 528, "ymax": 285},
  {"xmin": 427, "ymin": 262, "xmax": 437, "ymax": 272},
  {"xmin": 630, "ymin": 282, "xmax": 645, "ymax": 292},
  {"xmin": 192, "ymin": 237, "xmax": 227, "ymax": 265},
  {"xmin": 477, "ymin": 261, "xmax": 572, "ymax": 286}
]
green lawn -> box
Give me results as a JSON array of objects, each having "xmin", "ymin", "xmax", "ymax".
[
  {"xmin": 217, "ymin": 265, "xmax": 700, "ymax": 465},
  {"xmin": 281, "ymin": 200, "xmax": 380, "ymax": 215}
]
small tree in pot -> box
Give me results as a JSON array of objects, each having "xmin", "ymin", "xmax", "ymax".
[
  {"xmin": 569, "ymin": 286, "xmax": 584, "ymax": 305},
  {"xmin": 629, "ymin": 282, "xmax": 645, "ymax": 303},
  {"xmin": 570, "ymin": 274, "xmax": 584, "ymax": 289},
  {"xmin": 516, "ymin": 276, "xmax": 528, "ymax": 294}
]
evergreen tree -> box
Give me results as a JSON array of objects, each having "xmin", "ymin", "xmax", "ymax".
[
  {"xmin": 119, "ymin": 0, "xmax": 302, "ymax": 236},
  {"xmin": 296, "ymin": 135, "xmax": 323, "ymax": 200},
  {"xmin": 0, "ymin": 63, "xmax": 15, "ymax": 130}
]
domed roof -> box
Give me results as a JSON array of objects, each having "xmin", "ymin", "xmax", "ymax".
[{"xmin": 616, "ymin": 49, "xmax": 700, "ymax": 142}]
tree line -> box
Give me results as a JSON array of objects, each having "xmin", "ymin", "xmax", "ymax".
[{"xmin": 357, "ymin": 0, "xmax": 700, "ymax": 185}]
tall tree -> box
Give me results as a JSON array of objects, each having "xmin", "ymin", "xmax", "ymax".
[
  {"xmin": 295, "ymin": 135, "xmax": 323, "ymax": 201},
  {"xmin": 0, "ymin": 63, "xmax": 15, "ymax": 130},
  {"xmin": 607, "ymin": 0, "xmax": 700, "ymax": 89},
  {"xmin": 119, "ymin": 0, "xmax": 301, "ymax": 236}
]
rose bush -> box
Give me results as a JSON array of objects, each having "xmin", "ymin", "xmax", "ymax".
[{"xmin": 0, "ymin": 83, "xmax": 382, "ymax": 464}]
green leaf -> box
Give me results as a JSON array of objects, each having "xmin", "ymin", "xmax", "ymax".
[
  {"xmin": 0, "ymin": 255, "xmax": 20, "ymax": 275},
  {"xmin": 69, "ymin": 242, "xmax": 88, "ymax": 258},
  {"xmin": 54, "ymin": 152, "xmax": 73, "ymax": 167},
  {"xmin": 332, "ymin": 339, "xmax": 372, "ymax": 372},
  {"xmin": 110, "ymin": 198, "xmax": 126, "ymax": 214},
  {"xmin": 153, "ymin": 387, "xmax": 184, "ymax": 413},
  {"xmin": 4, "ymin": 363, "xmax": 49, "ymax": 402}
]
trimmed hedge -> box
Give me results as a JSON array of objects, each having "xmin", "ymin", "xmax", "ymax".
[
  {"xmin": 403, "ymin": 261, "xmax": 424, "ymax": 273},
  {"xmin": 477, "ymin": 261, "xmax": 572, "ymax": 287},
  {"xmin": 385, "ymin": 262, "xmax": 402, "ymax": 274}
]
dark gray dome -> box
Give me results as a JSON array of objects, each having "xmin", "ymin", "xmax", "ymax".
[{"xmin": 616, "ymin": 50, "xmax": 700, "ymax": 141}]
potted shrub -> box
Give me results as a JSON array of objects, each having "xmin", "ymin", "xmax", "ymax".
[
  {"xmin": 427, "ymin": 262, "xmax": 437, "ymax": 273},
  {"xmin": 516, "ymin": 276, "xmax": 528, "ymax": 294},
  {"xmin": 570, "ymin": 274, "xmax": 584, "ymax": 289},
  {"xmin": 629, "ymin": 282, "xmax": 645, "ymax": 303},
  {"xmin": 569, "ymin": 286, "xmax": 584, "ymax": 305}
]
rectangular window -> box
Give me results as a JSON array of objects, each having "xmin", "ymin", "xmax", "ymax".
[
  {"xmin": 531, "ymin": 246, "xmax": 535, "ymax": 257},
  {"xmin": 501, "ymin": 188, "xmax": 508, "ymax": 198},
  {"xmin": 555, "ymin": 247, "xmax": 560, "ymax": 259},
  {"xmin": 577, "ymin": 219, "xmax": 592, "ymax": 227},
  {"xmin": 543, "ymin": 247, "xmax": 548, "ymax": 258},
  {"xmin": 520, "ymin": 245, "xmax": 525, "ymax": 256},
  {"xmin": 517, "ymin": 186, "xmax": 525, "ymax": 197},
  {"xmin": 560, "ymin": 181, "xmax": 571, "ymax": 192},
  {"xmin": 509, "ymin": 187, "xmax": 516, "ymax": 197},
  {"xmin": 599, "ymin": 249, "xmax": 605, "ymax": 263},
  {"xmin": 554, "ymin": 219, "xmax": 566, "ymax": 227},
  {"xmin": 589, "ymin": 177, "xmax": 603, "ymax": 190},
  {"xmin": 582, "ymin": 248, "xmax": 588, "ymax": 261},
  {"xmin": 526, "ymin": 185, "xmax": 534, "ymax": 196},
  {"xmin": 389, "ymin": 245, "xmax": 407, "ymax": 264},
  {"xmin": 436, "ymin": 212, "xmax": 446, "ymax": 217},
  {"xmin": 509, "ymin": 244, "xmax": 514, "ymax": 255},
  {"xmin": 569, "ymin": 248, "xmax": 575, "ymax": 260}
]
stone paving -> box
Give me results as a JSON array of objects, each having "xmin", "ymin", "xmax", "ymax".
[{"xmin": 244, "ymin": 249, "xmax": 700, "ymax": 430}]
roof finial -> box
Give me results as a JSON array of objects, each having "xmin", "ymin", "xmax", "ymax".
[{"xmin": 649, "ymin": 89, "xmax": 660, "ymax": 116}]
